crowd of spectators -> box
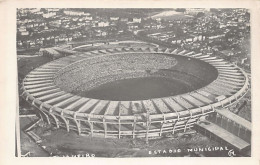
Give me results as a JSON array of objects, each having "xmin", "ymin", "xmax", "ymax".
[
  {"xmin": 54, "ymin": 53, "xmax": 176, "ymax": 92},
  {"xmin": 53, "ymin": 51, "xmax": 218, "ymax": 96}
]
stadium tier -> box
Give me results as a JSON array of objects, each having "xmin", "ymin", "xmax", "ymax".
[{"xmin": 21, "ymin": 47, "xmax": 250, "ymax": 138}]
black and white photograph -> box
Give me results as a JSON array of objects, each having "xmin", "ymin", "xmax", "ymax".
[{"xmin": 15, "ymin": 7, "xmax": 252, "ymax": 157}]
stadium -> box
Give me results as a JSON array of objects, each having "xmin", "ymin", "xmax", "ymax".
[{"xmin": 21, "ymin": 47, "xmax": 250, "ymax": 139}]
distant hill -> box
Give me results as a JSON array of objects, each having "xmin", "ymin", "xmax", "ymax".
[
  {"xmin": 151, "ymin": 10, "xmax": 193, "ymax": 21},
  {"xmin": 65, "ymin": 8, "xmax": 168, "ymax": 18}
]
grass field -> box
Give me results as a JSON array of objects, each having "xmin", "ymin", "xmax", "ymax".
[
  {"xmin": 79, "ymin": 77, "xmax": 194, "ymax": 101},
  {"xmin": 67, "ymin": 54, "xmax": 217, "ymax": 101}
]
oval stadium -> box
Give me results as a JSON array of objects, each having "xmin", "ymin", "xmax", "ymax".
[{"xmin": 21, "ymin": 47, "xmax": 250, "ymax": 139}]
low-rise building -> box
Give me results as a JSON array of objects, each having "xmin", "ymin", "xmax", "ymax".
[
  {"xmin": 42, "ymin": 12, "xmax": 56, "ymax": 18},
  {"xmin": 64, "ymin": 10, "xmax": 85, "ymax": 16}
]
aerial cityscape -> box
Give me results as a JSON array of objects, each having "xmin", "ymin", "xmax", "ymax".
[{"xmin": 17, "ymin": 8, "xmax": 251, "ymax": 157}]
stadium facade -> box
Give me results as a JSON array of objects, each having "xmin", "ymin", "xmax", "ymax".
[{"xmin": 21, "ymin": 47, "xmax": 250, "ymax": 139}]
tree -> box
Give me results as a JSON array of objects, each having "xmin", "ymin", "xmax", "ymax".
[{"xmin": 196, "ymin": 12, "xmax": 205, "ymax": 18}]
